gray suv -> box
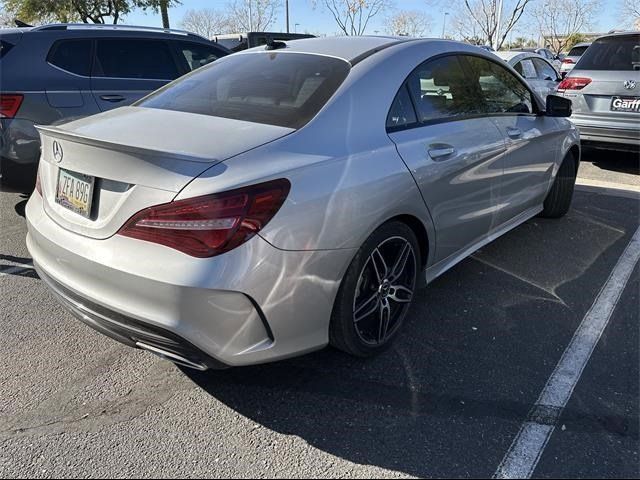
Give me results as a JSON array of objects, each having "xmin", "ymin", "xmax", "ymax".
[
  {"xmin": 557, "ymin": 31, "xmax": 639, "ymax": 151},
  {"xmin": 0, "ymin": 24, "xmax": 229, "ymax": 189}
]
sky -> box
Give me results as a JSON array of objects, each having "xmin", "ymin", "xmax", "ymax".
[{"xmin": 123, "ymin": 0, "xmax": 621, "ymax": 40}]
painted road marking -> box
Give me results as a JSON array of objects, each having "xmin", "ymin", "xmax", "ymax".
[{"xmin": 495, "ymin": 225, "xmax": 640, "ymax": 479}]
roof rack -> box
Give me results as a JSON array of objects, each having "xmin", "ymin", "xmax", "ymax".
[{"xmin": 30, "ymin": 23, "xmax": 208, "ymax": 40}]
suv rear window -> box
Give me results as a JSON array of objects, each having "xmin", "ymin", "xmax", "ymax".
[
  {"xmin": 138, "ymin": 52, "xmax": 350, "ymax": 129},
  {"xmin": 568, "ymin": 46, "xmax": 589, "ymax": 57},
  {"xmin": 576, "ymin": 35, "xmax": 640, "ymax": 71},
  {"xmin": 47, "ymin": 39, "xmax": 92, "ymax": 76}
]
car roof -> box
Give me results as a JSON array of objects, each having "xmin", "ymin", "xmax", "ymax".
[
  {"xmin": 25, "ymin": 23, "xmax": 211, "ymax": 42},
  {"xmin": 495, "ymin": 51, "xmax": 546, "ymax": 62},
  {"xmin": 570, "ymin": 42, "xmax": 592, "ymax": 48},
  {"xmin": 240, "ymin": 35, "xmax": 424, "ymax": 63}
]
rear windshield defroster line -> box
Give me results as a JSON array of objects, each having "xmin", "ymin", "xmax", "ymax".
[{"xmin": 138, "ymin": 52, "xmax": 351, "ymax": 129}]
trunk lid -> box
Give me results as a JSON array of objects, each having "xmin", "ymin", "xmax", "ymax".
[{"xmin": 37, "ymin": 107, "xmax": 294, "ymax": 239}]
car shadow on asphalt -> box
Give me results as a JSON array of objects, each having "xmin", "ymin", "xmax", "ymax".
[
  {"xmin": 582, "ymin": 147, "xmax": 640, "ymax": 175},
  {"xmin": 181, "ymin": 190, "xmax": 639, "ymax": 478}
]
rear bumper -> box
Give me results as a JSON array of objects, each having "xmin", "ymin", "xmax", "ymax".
[
  {"xmin": 570, "ymin": 118, "xmax": 640, "ymax": 147},
  {"xmin": 26, "ymin": 192, "xmax": 355, "ymax": 368}
]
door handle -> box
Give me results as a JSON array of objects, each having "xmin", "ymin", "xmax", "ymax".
[
  {"xmin": 507, "ymin": 127, "xmax": 522, "ymax": 139},
  {"xmin": 99, "ymin": 94, "xmax": 126, "ymax": 103},
  {"xmin": 428, "ymin": 144, "xmax": 456, "ymax": 160}
]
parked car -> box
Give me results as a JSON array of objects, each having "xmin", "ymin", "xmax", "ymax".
[
  {"xmin": 212, "ymin": 31, "xmax": 315, "ymax": 52},
  {"xmin": 511, "ymin": 47, "xmax": 562, "ymax": 72},
  {"xmin": 560, "ymin": 42, "xmax": 592, "ymax": 77},
  {"xmin": 495, "ymin": 51, "xmax": 561, "ymax": 100},
  {"xmin": 557, "ymin": 31, "xmax": 640, "ymax": 151},
  {"xmin": 26, "ymin": 37, "xmax": 579, "ymax": 370},
  {"xmin": 0, "ymin": 23, "xmax": 230, "ymax": 189}
]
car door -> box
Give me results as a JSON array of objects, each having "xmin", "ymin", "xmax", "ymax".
[
  {"xmin": 532, "ymin": 57, "xmax": 561, "ymax": 100},
  {"xmin": 387, "ymin": 54, "xmax": 507, "ymax": 263},
  {"xmin": 464, "ymin": 55, "xmax": 560, "ymax": 223},
  {"xmin": 91, "ymin": 38, "xmax": 182, "ymax": 111}
]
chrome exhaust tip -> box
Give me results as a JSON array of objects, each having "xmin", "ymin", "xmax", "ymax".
[{"xmin": 136, "ymin": 342, "xmax": 208, "ymax": 371}]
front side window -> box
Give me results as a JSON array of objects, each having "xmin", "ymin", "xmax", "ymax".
[
  {"xmin": 532, "ymin": 58, "xmax": 558, "ymax": 81},
  {"xmin": 94, "ymin": 39, "xmax": 180, "ymax": 80},
  {"xmin": 465, "ymin": 55, "xmax": 534, "ymax": 114},
  {"xmin": 139, "ymin": 52, "xmax": 350, "ymax": 129},
  {"xmin": 47, "ymin": 39, "xmax": 92, "ymax": 76},
  {"xmin": 576, "ymin": 35, "xmax": 640, "ymax": 71},
  {"xmin": 177, "ymin": 42, "xmax": 221, "ymax": 71},
  {"xmin": 405, "ymin": 55, "xmax": 483, "ymax": 122}
]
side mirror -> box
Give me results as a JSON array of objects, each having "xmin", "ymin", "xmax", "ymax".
[{"xmin": 546, "ymin": 95, "xmax": 572, "ymax": 117}]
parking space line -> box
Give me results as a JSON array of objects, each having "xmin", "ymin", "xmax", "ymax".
[{"xmin": 494, "ymin": 225, "xmax": 640, "ymax": 479}]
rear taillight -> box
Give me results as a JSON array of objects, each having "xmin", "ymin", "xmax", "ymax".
[
  {"xmin": 118, "ymin": 179, "xmax": 290, "ymax": 258},
  {"xmin": 0, "ymin": 94, "xmax": 23, "ymax": 118},
  {"xmin": 561, "ymin": 58, "xmax": 575, "ymax": 64},
  {"xmin": 557, "ymin": 77, "xmax": 592, "ymax": 92}
]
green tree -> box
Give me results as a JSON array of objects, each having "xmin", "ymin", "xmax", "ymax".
[
  {"xmin": 564, "ymin": 32, "xmax": 587, "ymax": 51},
  {"xmin": 136, "ymin": 0, "xmax": 182, "ymax": 29}
]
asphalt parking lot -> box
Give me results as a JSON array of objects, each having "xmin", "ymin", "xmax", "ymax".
[{"xmin": 0, "ymin": 149, "xmax": 638, "ymax": 478}]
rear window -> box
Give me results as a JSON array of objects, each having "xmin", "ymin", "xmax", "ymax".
[
  {"xmin": 138, "ymin": 52, "xmax": 351, "ymax": 129},
  {"xmin": 568, "ymin": 46, "xmax": 589, "ymax": 57},
  {"xmin": 576, "ymin": 35, "xmax": 640, "ymax": 71},
  {"xmin": 0, "ymin": 40, "xmax": 15, "ymax": 59},
  {"xmin": 47, "ymin": 39, "xmax": 92, "ymax": 76}
]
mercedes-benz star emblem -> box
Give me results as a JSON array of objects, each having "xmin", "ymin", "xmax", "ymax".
[
  {"xmin": 624, "ymin": 80, "xmax": 637, "ymax": 90},
  {"xmin": 52, "ymin": 141, "xmax": 63, "ymax": 162}
]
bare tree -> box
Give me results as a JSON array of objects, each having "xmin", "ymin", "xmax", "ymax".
[
  {"xmin": 181, "ymin": 8, "xmax": 232, "ymax": 37},
  {"xmin": 226, "ymin": 0, "xmax": 280, "ymax": 32},
  {"xmin": 315, "ymin": 0, "xmax": 392, "ymax": 36},
  {"xmin": 452, "ymin": 0, "xmax": 533, "ymax": 49},
  {"xmin": 384, "ymin": 9, "xmax": 432, "ymax": 37},
  {"xmin": 620, "ymin": 0, "xmax": 640, "ymax": 28},
  {"xmin": 531, "ymin": 0, "xmax": 600, "ymax": 55}
]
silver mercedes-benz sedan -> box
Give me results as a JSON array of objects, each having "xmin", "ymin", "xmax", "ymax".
[{"xmin": 26, "ymin": 36, "xmax": 580, "ymax": 370}]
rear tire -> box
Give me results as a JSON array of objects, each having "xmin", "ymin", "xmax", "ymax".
[
  {"xmin": 540, "ymin": 152, "xmax": 577, "ymax": 219},
  {"xmin": 329, "ymin": 221, "xmax": 420, "ymax": 357}
]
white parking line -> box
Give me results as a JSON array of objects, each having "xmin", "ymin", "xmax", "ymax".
[{"xmin": 494, "ymin": 225, "xmax": 640, "ymax": 479}]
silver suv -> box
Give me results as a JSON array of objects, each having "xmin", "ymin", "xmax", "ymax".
[
  {"xmin": 557, "ymin": 31, "xmax": 639, "ymax": 151},
  {"xmin": 0, "ymin": 23, "xmax": 229, "ymax": 189}
]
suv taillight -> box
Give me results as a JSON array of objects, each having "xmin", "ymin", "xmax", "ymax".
[
  {"xmin": 0, "ymin": 94, "xmax": 23, "ymax": 118},
  {"xmin": 118, "ymin": 179, "xmax": 290, "ymax": 258},
  {"xmin": 557, "ymin": 77, "xmax": 592, "ymax": 92}
]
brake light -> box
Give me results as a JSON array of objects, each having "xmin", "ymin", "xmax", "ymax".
[
  {"xmin": 118, "ymin": 179, "xmax": 290, "ymax": 257},
  {"xmin": 0, "ymin": 94, "xmax": 23, "ymax": 118},
  {"xmin": 557, "ymin": 77, "xmax": 592, "ymax": 92},
  {"xmin": 561, "ymin": 58, "xmax": 575, "ymax": 64}
]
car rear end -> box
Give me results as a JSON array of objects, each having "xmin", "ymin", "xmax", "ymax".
[
  {"xmin": 558, "ymin": 33, "xmax": 640, "ymax": 151},
  {"xmin": 560, "ymin": 43, "xmax": 591, "ymax": 77}
]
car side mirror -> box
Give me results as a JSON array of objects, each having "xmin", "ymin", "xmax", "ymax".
[{"xmin": 546, "ymin": 95, "xmax": 572, "ymax": 117}]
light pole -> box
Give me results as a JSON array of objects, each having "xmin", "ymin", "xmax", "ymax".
[
  {"xmin": 441, "ymin": 12, "xmax": 449, "ymax": 39},
  {"xmin": 494, "ymin": 0, "xmax": 504, "ymax": 50},
  {"xmin": 285, "ymin": 0, "xmax": 290, "ymax": 33},
  {"xmin": 294, "ymin": 23, "xmax": 300, "ymax": 33}
]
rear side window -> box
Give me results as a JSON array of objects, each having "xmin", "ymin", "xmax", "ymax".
[
  {"xmin": 47, "ymin": 39, "xmax": 92, "ymax": 76},
  {"xmin": 177, "ymin": 42, "xmax": 222, "ymax": 71},
  {"xmin": 405, "ymin": 55, "xmax": 483, "ymax": 122},
  {"xmin": 577, "ymin": 35, "xmax": 640, "ymax": 71},
  {"xmin": 94, "ymin": 39, "xmax": 180, "ymax": 80},
  {"xmin": 387, "ymin": 86, "xmax": 417, "ymax": 130},
  {"xmin": 568, "ymin": 46, "xmax": 589, "ymax": 57},
  {"xmin": 138, "ymin": 52, "xmax": 350, "ymax": 129},
  {"xmin": 0, "ymin": 40, "xmax": 16, "ymax": 59},
  {"xmin": 514, "ymin": 59, "xmax": 537, "ymax": 79},
  {"xmin": 465, "ymin": 56, "xmax": 533, "ymax": 114}
]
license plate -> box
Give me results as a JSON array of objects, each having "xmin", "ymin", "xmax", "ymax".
[
  {"xmin": 55, "ymin": 168, "xmax": 95, "ymax": 218},
  {"xmin": 610, "ymin": 96, "xmax": 640, "ymax": 113}
]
